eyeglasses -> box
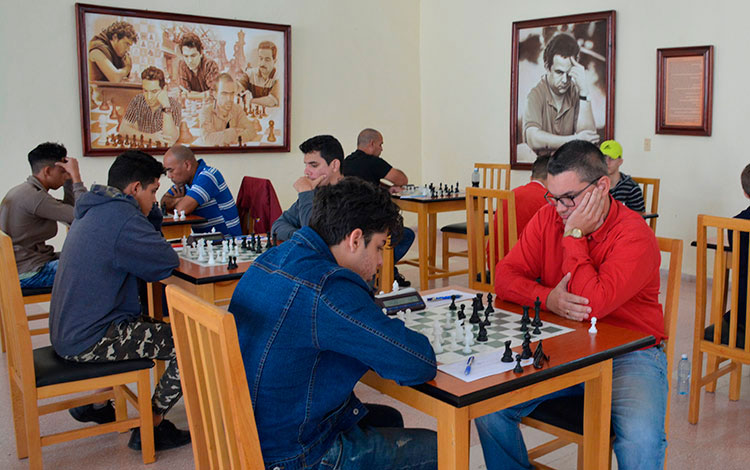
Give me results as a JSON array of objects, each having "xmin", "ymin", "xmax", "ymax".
[{"xmin": 544, "ymin": 180, "xmax": 598, "ymax": 208}]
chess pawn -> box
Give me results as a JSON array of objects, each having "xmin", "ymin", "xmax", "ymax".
[
  {"xmin": 208, "ymin": 248, "xmax": 215, "ymax": 265},
  {"xmin": 172, "ymin": 211, "xmax": 179, "ymax": 221},
  {"xmin": 179, "ymin": 210, "xmax": 186, "ymax": 221},
  {"xmin": 433, "ymin": 335, "xmax": 443, "ymax": 354},
  {"xmin": 267, "ymin": 120, "xmax": 276, "ymax": 142},
  {"xmin": 99, "ymin": 99, "xmax": 111, "ymax": 111}
]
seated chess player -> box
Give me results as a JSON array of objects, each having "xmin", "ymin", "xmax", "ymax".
[
  {"xmin": 0, "ymin": 142, "xmax": 86, "ymax": 288},
  {"xmin": 49, "ymin": 150, "xmax": 190, "ymax": 451},
  {"xmin": 120, "ymin": 66, "xmax": 182, "ymax": 146},
  {"xmin": 229, "ymin": 177, "xmax": 438, "ymax": 470},
  {"xmin": 271, "ymin": 134, "xmax": 344, "ymax": 241},
  {"xmin": 475, "ymin": 140, "xmax": 667, "ymax": 470},
  {"xmin": 237, "ymin": 40, "xmax": 281, "ymax": 108},
  {"xmin": 160, "ymin": 144, "xmax": 242, "ymax": 237},
  {"xmin": 199, "ymin": 73, "xmax": 261, "ymax": 146},
  {"xmin": 177, "ymin": 32, "xmax": 219, "ymax": 101}
]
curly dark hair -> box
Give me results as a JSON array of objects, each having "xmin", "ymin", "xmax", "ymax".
[
  {"xmin": 547, "ymin": 140, "xmax": 607, "ymax": 182},
  {"xmin": 179, "ymin": 32, "xmax": 203, "ymax": 53},
  {"xmin": 310, "ymin": 177, "xmax": 403, "ymax": 247},
  {"xmin": 543, "ymin": 33, "xmax": 579, "ymax": 69},
  {"xmin": 141, "ymin": 66, "xmax": 165, "ymax": 89},
  {"xmin": 103, "ymin": 21, "xmax": 138, "ymax": 42}
]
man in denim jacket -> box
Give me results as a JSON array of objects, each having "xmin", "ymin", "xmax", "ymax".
[{"xmin": 230, "ymin": 178, "xmax": 437, "ymax": 470}]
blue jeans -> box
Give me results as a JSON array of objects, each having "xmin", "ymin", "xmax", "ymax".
[
  {"xmin": 19, "ymin": 260, "xmax": 58, "ymax": 288},
  {"xmin": 475, "ymin": 347, "xmax": 668, "ymax": 470},
  {"xmin": 394, "ymin": 228, "xmax": 415, "ymax": 263},
  {"xmin": 317, "ymin": 424, "xmax": 437, "ymax": 470}
]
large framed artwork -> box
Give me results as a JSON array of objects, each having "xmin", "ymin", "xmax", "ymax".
[
  {"xmin": 655, "ymin": 45, "xmax": 713, "ymax": 136},
  {"xmin": 76, "ymin": 3, "xmax": 291, "ymax": 156},
  {"xmin": 510, "ymin": 10, "xmax": 615, "ymax": 169}
]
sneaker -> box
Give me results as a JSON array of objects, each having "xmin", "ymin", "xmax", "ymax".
[
  {"xmin": 69, "ymin": 402, "xmax": 116, "ymax": 424},
  {"xmin": 128, "ymin": 419, "xmax": 191, "ymax": 451},
  {"xmin": 394, "ymin": 268, "xmax": 411, "ymax": 288}
]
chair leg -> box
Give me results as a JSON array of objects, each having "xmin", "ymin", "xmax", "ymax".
[
  {"xmin": 688, "ymin": 351, "xmax": 703, "ymax": 424},
  {"xmin": 9, "ymin": 379, "xmax": 28, "ymax": 459},
  {"xmin": 137, "ymin": 371, "xmax": 156, "ymax": 464},
  {"xmin": 729, "ymin": 362, "xmax": 742, "ymax": 401},
  {"xmin": 576, "ymin": 443, "xmax": 583, "ymax": 470},
  {"xmin": 1, "ymin": 319, "xmax": 5, "ymax": 353},
  {"xmin": 705, "ymin": 354, "xmax": 720, "ymax": 393},
  {"xmin": 21, "ymin": 387, "xmax": 43, "ymax": 469},
  {"xmin": 113, "ymin": 385, "xmax": 128, "ymax": 425}
]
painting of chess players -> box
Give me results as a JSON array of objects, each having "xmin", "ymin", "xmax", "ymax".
[
  {"xmin": 88, "ymin": 21, "xmax": 137, "ymax": 83},
  {"xmin": 120, "ymin": 66, "xmax": 182, "ymax": 146}
]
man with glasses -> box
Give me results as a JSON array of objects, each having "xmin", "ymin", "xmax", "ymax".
[{"xmin": 475, "ymin": 140, "xmax": 667, "ymax": 470}]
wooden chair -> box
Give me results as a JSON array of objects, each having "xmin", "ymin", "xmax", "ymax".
[
  {"xmin": 521, "ymin": 236, "xmax": 683, "ymax": 469},
  {"xmin": 632, "ymin": 177, "xmax": 660, "ymax": 232},
  {"xmin": 0, "ymin": 287, "xmax": 51, "ymax": 353},
  {"xmin": 0, "ymin": 230, "xmax": 155, "ymax": 469},
  {"xmin": 465, "ymin": 187, "xmax": 517, "ymax": 292},
  {"xmin": 689, "ymin": 215, "xmax": 750, "ymax": 424},
  {"xmin": 166, "ymin": 284, "xmax": 264, "ymax": 469},
  {"xmin": 441, "ymin": 163, "xmax": 511, "ymax": 278}
]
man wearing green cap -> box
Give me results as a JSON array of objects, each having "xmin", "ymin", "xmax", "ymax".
[{"xmin": 601, "ymin": 139, "xmax": 645, "ymax": 212}]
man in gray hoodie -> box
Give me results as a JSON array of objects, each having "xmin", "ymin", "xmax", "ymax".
[{"xmin": 49, "ymin": 150, "xmax": 189, "ymax": 452}]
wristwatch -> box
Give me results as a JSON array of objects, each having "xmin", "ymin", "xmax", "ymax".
[
  {"xmin": 161, "ymin": 106, "xmax": 172, "ymax": 113},
  {"xmin": 579, "ymin": 95, "xmax": 588, "ymax": 101},
  {"xmin": 564, "ymin": 228, "xmax": 583, "ymax": 239}
]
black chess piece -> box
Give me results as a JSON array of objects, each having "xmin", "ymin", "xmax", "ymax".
[
  {"xmin": 532, "ymin": 324, "xmax": 541, "ymax": 335},
  {"xmin": 448, "ymin": 295, "xmax": 457, "ymax": 311},
  {"xmin": 227, "ymin": 256, "xmax": 238, "ymax": 270},
  {"xmin": 521, "ymin": 337, "xmax": 533, "ymax": 360},
  {"xmin": 533, "ymin": 340, "xmax": 550, "ymax": 369},
  {"xmin": 501, "ymin": 340, "xmax": 514, "ymax": 362},
  {"xmin": 265, "ymin": 233, "xmax": 272, "ymax": 249},
  {"xmin": 475, "ymin": 293, "xmax": 484, "ymax": 311},
  {"xmin": 476, "ymin": 322, "xmax": 488, "ymax": 342},
  {"xmin": 241, "ymin": 237, "xmax": 248, "ymax": 250},
  {"xmin": 272, "ymin": 232, "xmax": 278, "ymax": 247},
  {"xmin": 486, "ymin": 293, "xmax": 494, "ymax": 313},
  {"xmin": 532, "ymin": 297, "xmax": 543, "ymax": 327},
  {"xmin": 482, "ymin": 309, "xmax": 491, "ymax": 327},
  {"xmin": 513, "ymin": 354, "xmax": 524, "ymax": 373},
  {"xmin": 521, "ymin": 305, "xmax": 531, "ymax": 324},
  {"xmin": 248, "ymin": 234, "xmax": 255, "ymax": 250},
  {"xmin": 457, "ymin": 304, "xmax": 466, "ymax": 321},
  {"xmin": 469, "ymin": 302, "xmax": 481, "ymax": 324},
  {"xmin": 524, "ymin": 331, "xmax": 531, "ymax": 343}
]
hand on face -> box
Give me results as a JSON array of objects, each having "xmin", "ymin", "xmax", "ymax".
[
  {"xmin": 564, "ymin": 184, "xmax": 608, "ymax": 235},
  {"xmin": 171, "ymin": 184, "xmax": 186, "ymax": 198},
  {"xmin": 293, "ymin": 175, "xmax": 326, "ymax": 193},
  {"xmin": 157, "ymin": 89, "xmax": 171, "ymax": 108},
  {"xmin": 568, "ymin": 57, "xmax": 589, "ymax": 97},
  {"xmin": 55, "ymin": 157, "xmax": 81, "ymax": 182},
  {"xmin": 545, "ymin": 272, "xmax": 591, "ymax": 321}
]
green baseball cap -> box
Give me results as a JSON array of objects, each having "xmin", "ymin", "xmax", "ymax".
[{"xmin": 600, "ymin": 140, "xmax": 622, "ymax": 159}]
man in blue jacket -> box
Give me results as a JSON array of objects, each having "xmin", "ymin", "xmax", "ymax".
[
  {"xmin": 49, "ymin": 150, "xmax": 190, "ymax": 452},
  {"xmin": 230, "ymin": 177, "xmax": 438, "ymax": 470}
]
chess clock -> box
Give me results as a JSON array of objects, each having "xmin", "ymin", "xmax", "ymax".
[{"xmin": 374, "ymin": 288, "xmax": 427, "ymax": 315}]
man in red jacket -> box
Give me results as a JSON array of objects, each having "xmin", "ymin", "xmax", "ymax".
[{"xmin": 476, "ymin": 140, "xmax": 667, "ymax": 470}]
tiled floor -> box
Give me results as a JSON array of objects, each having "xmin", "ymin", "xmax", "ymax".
[{"xmin": 1, "ymin": 234, "xmax": 749, "ymax": 469}]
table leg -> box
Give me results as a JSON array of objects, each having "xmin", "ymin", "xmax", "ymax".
[
  {"xmin": 381, "ymin": 243, "xmax": 395, "ymax": 293},
  {"xmin": 582, "ymin": 360, "xmax": 613, "ymax": 469},
  {"xmin": 147, "ymin": 282, "xmax": 164, "ymax": 320},
  {"xmin": 417, "ymin": 210, "xmax": 429, "ymax": 290},
  {"xmin": 428, "ymin": 213, "xmax": 437, "ymax": 268},
  {"xmin": 436, "ymin": 403, "xmax": 470, "ymax": 470}
]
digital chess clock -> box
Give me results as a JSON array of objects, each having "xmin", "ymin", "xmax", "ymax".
[{"xmin": 374, "ymin": 288, "xmax": 427, "ymax": 315}]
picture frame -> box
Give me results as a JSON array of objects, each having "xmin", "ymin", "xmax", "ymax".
[
  {"xmin": 510, "ymin": 10, "xmax": 616, "ymax": 169},
  {"xmin": 655, "ymin": 45, "xmax": 713, "ymax": 136},
  {"xmin": 75, "ymin": 3, "xmax": 291, "ymax": 156}
]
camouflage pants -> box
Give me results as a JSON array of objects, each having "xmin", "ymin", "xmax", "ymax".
[{"xmin": 64, "ymin": 319, "xmax": 181, "ymax": 415}]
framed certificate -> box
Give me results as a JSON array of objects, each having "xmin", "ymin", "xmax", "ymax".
[{"xmin": 656, "ymin": 46, "xmax": 713, "ymax": 136}]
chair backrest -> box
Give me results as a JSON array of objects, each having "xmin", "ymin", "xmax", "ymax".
[
  {"xmin": 475, "ymin": 163, "xmax": 512, "ymax": 190},
  {"xmin": 466, "ymin": 187, "xmax": 517, "ymax": 292},
  {"xmin": 695, "ymin": 215, "xmax": 750, "ymax": 358},
  {"xmin": 632, "ymin": 177, "xmax": 660, "ymax": 231},
  {"xmin": 0, "ymin": 231, "xmax": 39, "ymax": 398},
  {"xmin": 166, "ymin": 285, "xmax": 264, "ymax": 469},
  {"xmin": 656, "ymin": 236, "xmax": 683, "ymax": 439}
]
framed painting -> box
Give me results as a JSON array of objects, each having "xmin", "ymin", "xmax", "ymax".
[
  {"xmin": 510, "ymin": 10, "xmax": 616, "ymax": 169},
  {"xmin": 655, "ymin": 45, "xmax": 713, "ymax": 136},
  {"xmin": 76, "ymin": 3, "xmax": 291, "ymax": 156}
]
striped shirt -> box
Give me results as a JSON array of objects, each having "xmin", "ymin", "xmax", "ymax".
[
  {"xmin": 123, "ymin": 94, "xmax": 182, "ymax": 134},
  {"xmin": 610, "ymin": 172, "xmax": 645, "ymax": 213},
  {"xmin": 181, "ymin": 159, "xmax": 242, "ymax": 236}
]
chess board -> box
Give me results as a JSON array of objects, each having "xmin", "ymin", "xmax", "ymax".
[
  {"xmin": 177, "ymin": 242, "xmax": 267, "ymax": 267},
  {"xmin": 402, "ymin": 300, "xmax": 574, "ymax": 365}
]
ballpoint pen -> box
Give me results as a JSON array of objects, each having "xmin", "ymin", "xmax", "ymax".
[
  {"xmin": 464, "ymin": 355, "xmax": 475, "ymax": 375},
  {"xmin": 426, "ymin": 294, "xmax": 463, "ymax": 302}
]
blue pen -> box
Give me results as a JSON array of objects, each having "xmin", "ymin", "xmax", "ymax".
[
  {"xmin": 464, "ymin": 356, "xmax": 475, "ymax": 375},
  {"xmin": 426, "ymin": 294, "xmax": 458, "ymax": 302}
]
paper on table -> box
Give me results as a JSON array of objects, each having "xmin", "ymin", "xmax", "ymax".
[{"xmin": 438, "ymin": 350, "xmax": 534, "ymax": 383}]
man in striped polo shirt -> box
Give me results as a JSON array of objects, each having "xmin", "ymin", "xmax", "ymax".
[
  {"xmin": 601, "ymin": 139, "xmax": 645, "ymax": 213},
  {"xmin": 160, "ymin": 145, "xmax": 242, "ymax": 236}
]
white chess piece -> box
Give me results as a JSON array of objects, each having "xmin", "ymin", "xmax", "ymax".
[
  {"xmin": 392, "ymin": 280, "xmax": 400, "ymax": 293},
  {"xmin": 179, "ymin": 210, "xmax": 186, "ymax": 221},
  {"xmin": 197, "ymin": 246, "xmax": 205, "ymax": 262},
  {"xmin": 433, "ymin": 333, "xmax": 444, "ymax": 354},
  {"xmin": 450, "ymin": 330, "xmax": 458, "ymax": 349},
  {"xmin": 462, "ymin": 330, "xmax": 472, "ymax": 354},
  {"xmin": 589, "ymin": 317, "xmax": 598, "ymax": 334},
  {"xmin": 433, "ymin": 319, "xmax": 443, "ymax": 339},
  {"xmin": 221, "ymin": 250, "xmax": 227, "ymax": 263},
  {"xmin": 397, "ymin": 310, "xmax": 405, "ymax": 323},
  {"xmin": 172, "ymin": 211, "xmax": 179, "ymax": 221},
  {"xmin": 382, "ymin": 308, "xmax": 388, "ymax": 315},
  {"xmin": 208, "ymin": 248, "xmax": 215, "ymax": 264},
  {"xmin": 464, "ymin": 324, "xmax": 474, "ymax": 346},
  {"xmin": 181, "ymin": 236, "xmax": 187, "ymax": 247}
]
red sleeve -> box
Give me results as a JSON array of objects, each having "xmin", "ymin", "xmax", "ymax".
[
  {"xmin": 495, "ymin": 211, "xmax": 553, "ymax": 309},
  {"xmin": 561, "ymin": 220, "xmax": 660, "ymax": 319}
]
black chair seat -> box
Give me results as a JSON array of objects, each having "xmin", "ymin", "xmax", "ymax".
[
  {"xmin": 22, "ymin": 286, "xmax": 53, "ymax": 297},
  {"xmin": 704, "ymin": 322, "xmax": 746, "ymax": 349},
  {"xmin": 527, "ymin": 395, "xmax": 614, "ymax": 436},
  {"xmin": 440, "ymin": 222, "xmax": 489, "ymax": 235},
  {"xmin": 34, "ymin": 346, "xmax": 154, "ymax": 388}
]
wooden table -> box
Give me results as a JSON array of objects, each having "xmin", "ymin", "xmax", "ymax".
[
  {"xmin": 361, "ymin": 286, "xmax": 655, "ymax": 470},
  {"xmin": 161, "ymin": 214, "xmax": 207, "ymax": 240},
  {"xmin": 392, "ymin": 194, "xmax": 466, "ymax": 290}
]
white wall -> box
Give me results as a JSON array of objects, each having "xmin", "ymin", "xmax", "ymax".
[
  {"xmin": 421, "ymin": 0, "xmax": 750, "ymax": 274},
  {"xmin": 0, "ymin": 0, "xmax": 423, "ymax": 242}
]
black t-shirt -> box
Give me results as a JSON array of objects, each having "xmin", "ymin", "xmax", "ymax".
[
  {"xmin": 342, "ymin": 150, "xmax": 392, "ymax": 186},
  {"xmin": 726, "ymin": 205, "xmax": 750, "ymax": 324}
]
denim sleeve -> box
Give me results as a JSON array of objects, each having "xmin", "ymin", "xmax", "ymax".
[{"xmin": 316, "ymin": 276, "xmax": 437, "ymax": 386}]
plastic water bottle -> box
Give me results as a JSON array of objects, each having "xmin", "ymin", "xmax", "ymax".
[
  {"xmin": 677, "ymin": 354, "xmax": 690, "ymax": 395},
  {"xmin": 471, "ymin": 168, "xmax": 480, "ymax": 187}
]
